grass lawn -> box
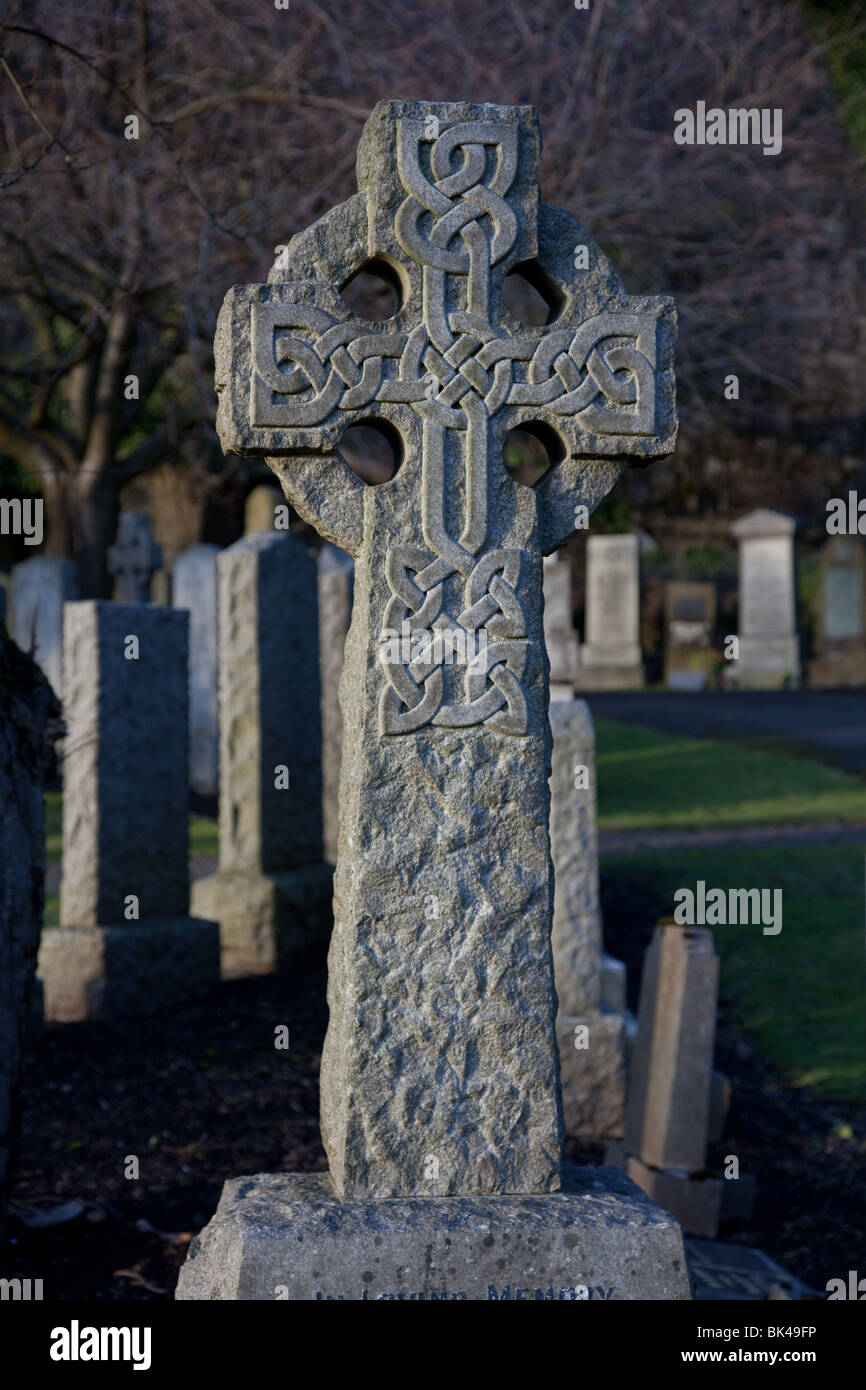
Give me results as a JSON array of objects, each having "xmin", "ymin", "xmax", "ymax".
[
  {"xmin": 606, "ymin": 844, "xmax": 866, "ymax": 1104},
  {"xmin": 595, "ymin": 718, "xmax": 866, "ymax": 831}
]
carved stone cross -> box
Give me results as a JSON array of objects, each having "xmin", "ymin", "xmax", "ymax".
[
  {"xmin": 108, "ymin": 511, "xmax": 163, "ymax": 604},
  {"xmin": 215, "ymin": 100, "xmax": 676, "ymax": 1202}
]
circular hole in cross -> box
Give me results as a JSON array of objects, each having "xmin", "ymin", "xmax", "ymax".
[
  {"xmin": 339, "ymin": 419, "xmax": 403, "ymax": 486},
  {"xmin": 339, "ymin": 258, "xmax": 403, "ymax": 321},
  {"xmin": 501, "ymin": 260, "xmax": 564, "ymax": 327},
  {"xmin": 502, "ymin": 422, "xmax": 565, "ymax": 487}
]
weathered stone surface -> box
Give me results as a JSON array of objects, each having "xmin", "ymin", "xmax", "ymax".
[
  {"xmin": 318, "ymin": 543, "xmax": 354, "ymax": 864},
  {"xmin": 173, "ymin": 544, "xmax": 219, "ymax": 799},
  {"xmin": 39, "ymin": 601, "xmax": 219, "ymax": 1020},
  {"xmin": 206, "ymin": 99, "xmax": 676, "ymax": 1204},
  {"xmin": 108, "ymin": 512, "xmax": 162, "ymax": 603},
  {"xmin": 550, "ymin": 699, "xmax": 602, "ymax": 1017},
  {"xmin": 543, "ymin": 553, "xmax": 578, "ymax": 697},
  {"xmin": 0, "ymin": 628, "xmax": 59, "ymax": 1236},
  {"xmin": 58, "ymin": 603, "xmax": 189, "ymax": 925},
  {"xmin": 11, "ymin": 555, "xmax": 78, "ymax": 697},
  {"xmin": 730, "ymin": 508, "xmax": 800, "ymax": 689},
  {"xmin": 217, "ymin": 533, "xmax": 322, "ymax": 874},
  {"xmin": 176, "ymin": 1166, "xmax": 691, "ymax": 1301},
  {"xmin": 577, "ymin": 534, "xmax": 643, "ymax": 690},
  {"xmin": 557, "ymin": 1011, "xmax": 627, "ymax": 1141},
  {"xmin": 38, "ymin": 919, "xmax": 219, "ymax": 1023},
  {"xmin": 550, "ymin": 700, "xmax": 628, "ymax": 1138},
  {"xmin": 625, "ymin": 924, "xmax": 719, "ymax": 1173},
  {"xmin": 192, "ymin": 532, "xmax": 325, "ymax": 976}
]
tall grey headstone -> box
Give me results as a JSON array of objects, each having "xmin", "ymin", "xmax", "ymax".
[
  {"xmin": 0, "ymin": 630, "xmax": 59, "ymax": 1236},
  {"xmin": 577, "ymin": 534, "xmax": 643, "ymax": 690},
  {"xmin": 543, "ymin": 552, "xmax": 579, "ymax": 698},
  {"xmin": 550, "ymin": 701, "xmax": 629, "ymax": 1140},
  {"xmin": 108, "ymin": 512, "xmax": 163, "ymax": 603},
  {"xmin": 173, "ymin": 544, "xmax": 220, "ymax": 798},
  {"xmin": 807, "ymin": 536, "xmax": 866, "ymax": 689},
  {"xmin": 191, "ymin": 532, "xmax": 332, "ymax": 976},
  {"xmin": 730, "ymin": 508, "xmax": 800, "ymax": 688},
  {"xmin": 179, "ymin": 99, "xmax": 687, "ymax": 1301},
  {"xmin": 38, "ymin": 602, "xmax": 219, "ymax": 1021},
  {"xmin": 11, "ymin": 555, "xmax": 78, "ymax": 698},
  {"xmin": 318, "ymin": 543, "xmax": 354, "ymax": 864}
]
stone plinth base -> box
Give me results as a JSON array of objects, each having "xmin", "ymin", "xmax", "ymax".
[
  {"xmin": 175, "ymin": 1167, "xmax": 691, "ymax": 1301},
  {"xmin": 576, "ymin": 650, "xmax": 643, "ymax": 691},
  {"xmin": 807, "ymin": 650, "xmax": 866, "ymax": 690},
  {"xmin": 730, "ymin": 636, "xmax": 799, "ymax": 690},
  {"xmin": 38, "ymin": 918, "xmax": 220, "ymax": 1023},
  {"xmin": 191, "ymin": 863, "xmax": 334, "ymax": 977},
  {"xmin": 605, "ymin": 1148, "xmax": 756, "ymax": 1239},
  {"xmin": 557, "ymin": 1010, "xmax": 627, "ymax": 1140}
]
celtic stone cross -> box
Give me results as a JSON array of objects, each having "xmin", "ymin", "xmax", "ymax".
[{"xmin": 215, "ymin": 100, "xmax": 676, "ymax": 1201}]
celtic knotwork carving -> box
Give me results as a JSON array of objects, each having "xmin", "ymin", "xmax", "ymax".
[
  {"xmin": 236, "ymin": 112, "xmax": 670, "ymax": 737},
  {"xmin": 395, "ymin": 120, "xmax": 519, "ymax": 275},
  {"xmin": 378, "ymin": 544, "xmax": 529, "ymax": 737},
  {"xmin": 251, "ymin": 300, "xmax": 658, "ymax": 438}
]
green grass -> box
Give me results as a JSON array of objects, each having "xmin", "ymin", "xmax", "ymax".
[
  {"xmin": 595, "ymin": 718, "xmax": 866, "ymax": 831},
  {"xmin": 606, "ymin": 844, "xmax": 866, "ymax": 1103}
]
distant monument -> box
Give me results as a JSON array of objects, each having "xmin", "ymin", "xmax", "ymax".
[
  {"xmin": 664, "ymin": 581, "xmax": 716, "ymax": 689},
  {"xmin": 807, "ymin": 536, "xmax": 866, "ymax": 688},
  {"xmin": 730, "ymin": 508, "xmax": 799, "ymax": 688},
  {"xmin": 577, "ymin": 534, "xmax": 643, "ymax": 690}
]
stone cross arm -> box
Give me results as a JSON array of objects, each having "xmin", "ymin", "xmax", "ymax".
[{"xmin": 215, "ymin": 100, "xmax": 677, "ymax": 559}]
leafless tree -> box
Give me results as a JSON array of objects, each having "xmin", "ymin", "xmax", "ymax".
[{"xmin": 1, "ymin": 0, "xmax": 862, "ymax": 590}]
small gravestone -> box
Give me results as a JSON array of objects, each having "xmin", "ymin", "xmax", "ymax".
[
  {"xmin": 577, "ymin": 534, "xmax": 643, "ymax": 689},
  {"xmin": 550, "ymin": 700, "xmax": 629, "ymax": 1140},
  {"xmin": 664, "ymin": 581, "xmax": 716, "ymax": 690},
  {"xmin": 11, "ymin": 555, "xmax": 78, "ymax": 698},
  {"xmin": 0, "ymin": 627, "xmax": 59, "ymax": 1236},
  {"xmin": 543, "ymin": 552, "xmax": 579, "ymax": 698},
  {"xmin": 178, "ymin": 99, "xmax": 687, "ymax": 1301},
  {"xmin": 608, "ymin": 923, "xmax": 754, "ymax": 1237},
  {"xmin": 318, "ymin": 543, "xmax": 354, "ymax": 864},
  {"xmin": 173, "ymin": 544, "xmax": 220, "ymax": 798},
  {"xmin": 807, "ymin": 536, "xmax": 866, "ymax": 688},
  {"xmin": 730, "ymin": 508, "xmax": 800, "ymax": 688},
  {"xmin": 108, "ymin": 512, "xmax": 163, "ymax": 602},
  {"xmin": 244, "ymin": 483, "xmax": 283, "ymax": 534},
  {"xmin": 37, "ymin": 603, "xmax": 220, "ymax": 1021},
  {"xmin": 190, "ymin": 533, "xmax": 332, "ymax": 976}
]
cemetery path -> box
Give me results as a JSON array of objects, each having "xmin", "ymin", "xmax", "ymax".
[
  {"xmin": 600, "ymin": 819, "xmax": 866, "ymax": 856},
  {"xmin": 587, "ymin": 691, "xmax": 866, "ymax": 775}
]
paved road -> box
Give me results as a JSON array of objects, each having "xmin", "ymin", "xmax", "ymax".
[
  {"xmin": 585, "ymin": 690, "xmax": 866, "ymax": 775},
  {"xmin": 599, "ymin": 820, "xmax": 866, "ymax": 858}
]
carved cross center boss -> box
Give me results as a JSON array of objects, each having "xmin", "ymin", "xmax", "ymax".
[{"xmin": 215, "ymin": 101, "xmax": 676, "ymax": 738}]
